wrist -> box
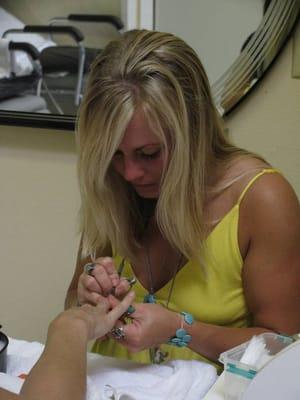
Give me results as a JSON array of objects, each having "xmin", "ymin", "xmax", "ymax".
[
  {"xmin": 49, "ymin": 314, "xmax": 90, "ymax": 344},
  {"xmin": 167, "ymin": 311, "xmax": 194, "ymax": 347},
  {"xmin": 169, "ymin": 309, "xmax": 181, "ymax": 340}
]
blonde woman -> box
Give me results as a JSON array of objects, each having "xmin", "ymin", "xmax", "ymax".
[{"xmin": 66, "ymin": 30, "xmax": 300, "ymax": 371}]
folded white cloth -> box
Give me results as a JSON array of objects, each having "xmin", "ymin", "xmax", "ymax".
[
  {"xmin": 87, "ymin": 354, "xmax": 217, "ymax": 400},
  {"xmin": 202, "ymin": 373, "xmax": 225, "ymax": 400},
  {"xmin": 0, "ymin": 373, "xmax": 23, "ymax": 394},
  {"xmin": 1, "ymin": 338, "xmax": 217, "ymax": 400},
  {"xmin": 6, "ymin": 338, "xmax": 44, "ymax": 376},
  {"xmin": 0, "ymin": 38, "xmax": 10, "ymax": 78}
]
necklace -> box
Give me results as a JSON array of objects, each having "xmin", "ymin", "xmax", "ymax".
[
  {"xmin": 144, "ymin": 245, "xmax": 179, "ymax": 306},
  {"xmin": 144, "ymin": 245, "xmax": 183, "ymax": 364}
]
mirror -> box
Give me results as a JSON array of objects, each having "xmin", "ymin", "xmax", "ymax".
[{"xmin": 0, "ymin": 0, "xmax": 299, "ymax": 130}]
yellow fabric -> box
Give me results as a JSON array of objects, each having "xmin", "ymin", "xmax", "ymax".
[{"xmin": 92, "ymin": 169, "xmax": 278, "ymax": 370}]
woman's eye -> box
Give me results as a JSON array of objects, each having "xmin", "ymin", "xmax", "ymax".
[{"xmin": 140, "ymin": 150, "xmax": 161, "ymax": 159}]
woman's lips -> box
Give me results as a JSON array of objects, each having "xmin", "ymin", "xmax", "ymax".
[
  {"xmin": 132, "ymin": 183, "xmax": 159, "ymax": 198},
  {"xmin": 134, "ymin": 183, "xmax": 156, "ymax": 188}
]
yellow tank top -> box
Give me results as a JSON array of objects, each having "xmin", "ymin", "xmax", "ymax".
[{"xmin": 92, "ymin": 169, "xmax": 278, "ymax": 369}]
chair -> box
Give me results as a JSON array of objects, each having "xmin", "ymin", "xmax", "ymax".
[
  {"xmin": 3, "ymin": 14, "xmax": 123, "ymax": 109},
  {"xmin": 0, "ymin": 40, "xmax": 49, "ymax": 113}
]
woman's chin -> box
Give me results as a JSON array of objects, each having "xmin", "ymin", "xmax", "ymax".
[{"xmin": 134, "ymin": 185, "xmax": 159, "ymax": 198}]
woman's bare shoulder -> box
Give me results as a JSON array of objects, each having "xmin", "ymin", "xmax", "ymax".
[
  {"xmin": 233, "ymin": 155, "xmax": 298, "ymax": 207},
  {"xmin": 228, "ymin": 154, "xmax": 270, "ymax": 180},
  {"xmin": 228, "ymin": 155, "xmax": 300, "ymax": 233},
  {"xmin": 239, "ymin": 164, "xmax": 300, "ymax": 238},
  {"xmin": 221, "ymin": 154, "xmax": 270, "ymax": 199}
]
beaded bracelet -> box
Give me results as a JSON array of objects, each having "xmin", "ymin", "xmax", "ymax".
[{"xmin": 167, "ymin": 311, "xmax": 194, "ymax": 347}]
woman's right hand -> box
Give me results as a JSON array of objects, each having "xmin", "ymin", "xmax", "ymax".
[{"xmin": 77, "ymin": 257, "xmax": 131, "ymax": 305}]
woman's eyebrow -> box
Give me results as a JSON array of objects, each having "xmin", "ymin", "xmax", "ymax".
[
  {"xmin": 114, "ymin": 143, "xmax": 161, "ymax": 154},
  {"xmin": 135, "ymin": 143, "xmax": 161, "ymax": 151}
]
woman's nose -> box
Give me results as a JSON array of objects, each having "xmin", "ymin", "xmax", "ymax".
[{"xmin": 122, "ymin": 159, "xmax": 144, "ymax": 182}]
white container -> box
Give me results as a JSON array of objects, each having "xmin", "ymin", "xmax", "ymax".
[{"xmin": 219, "ymin": 333, "xmax": 294, "ymax": 400}]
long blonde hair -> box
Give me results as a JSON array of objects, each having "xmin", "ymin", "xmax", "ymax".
[{"xmin": 76, "ymin": 29, "xmax": 252, "ymax": 263}]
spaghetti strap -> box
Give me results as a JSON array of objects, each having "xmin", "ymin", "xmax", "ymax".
[{"xmin": 237, "ymin": 168, "xmax": 279, "ymax": 205}]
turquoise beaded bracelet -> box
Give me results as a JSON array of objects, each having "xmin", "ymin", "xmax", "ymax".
[{"xmin": 167, "ymin": 311, "xmax": 194, "ymax": 347}]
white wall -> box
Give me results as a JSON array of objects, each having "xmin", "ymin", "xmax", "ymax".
[{"xmin": 0, "ymin": 127, "xmax": 79, "ymax": 343}]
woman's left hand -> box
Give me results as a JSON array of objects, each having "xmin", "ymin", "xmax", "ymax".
[
  {"xmin": 109, "ymin": 300, "xmax": 180, "ymax": 351},
  {"xmin": 50, "ymin": 291, "xmax": 135, "ymax": 342}
]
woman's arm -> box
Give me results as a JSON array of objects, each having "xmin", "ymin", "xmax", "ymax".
[
  {"xmin": 0, "ymin": 389, "xmax": 19, "ymax": 399},
  {"xmin": 0, "ymin": 292, "xmax": 134, "ymax": 400},
  {"xmin": 188, "ymin": 174, "xmax": 300, "ymax": 360},
  {"xmin": 20, "ymin": 316, "xmax": 89, "ymax": 400}
]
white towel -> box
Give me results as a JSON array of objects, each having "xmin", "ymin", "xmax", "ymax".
[
  {"xmin": 1, "ymin": 338, "xmax": 217, "ymax": 400},
  {"xmin": 202, "ymin": 373, "xmax": 225, "ymax": 400},
  {"xmin": 87, "ymin": 355, "xmax": 217, "ymax": 400},
  {"xmin": 0, "ymin": 38, "xmax": 11, "ymax": 78},
  {"xmin": 6, "ymin": 338, "xmax": 44, "ymax": 376},
  {"xmin": 0, "ymin": 373, "xmax": 23, "ymax": 394}
]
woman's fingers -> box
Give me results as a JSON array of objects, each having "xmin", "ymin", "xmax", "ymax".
[
  {"xmin": 81, "ymin": 290, "xmax": 136, "ymax": 340},
  {"xmin": 78, "ymin": 275, "xmax": 101, "ymax": 305},
  {"xmin": 78, "ymin": 257, "xmax": 133, "ymax": 307},
  {"xmin": 92, "ymin": 265, "xmax": 114, "ymax": 295},
  {"xmin": 114, "ymin": 277, "xmax": 131, "ymax": 297},
  {"xmin": 107, "ymin": 293, "xmax": 136, "ymax": 316},
  {"xmin": 106, "ymin": 291, "xmax": 135, "ymax": 324},
  {"xmin": 91, "ymin": 257, "xmax": 120, "ymax": 295},
  {"xmin": 94, "ymin": 257, "xmax": 117, "ymax": 275},
  {"xmin": 90, "ymin": 291, "xmax": 135, "ymax": 339},
  {"xmin": 78, "ymin": 257, "xmax": 119, "ymax": 305},
  {"xmin": 81, "ymin": 273, "xmax": 102, "ymax": 293},
  {"xmin": 84, "ymin": 291, "xmax": 105, "ymax": 306}
]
